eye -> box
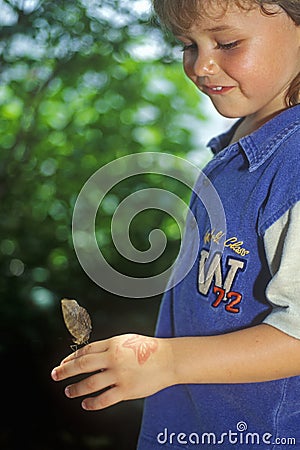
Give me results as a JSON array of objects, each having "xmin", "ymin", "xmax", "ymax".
[
  {"xmin": 181, "ymin": 43, "xmax": 198, "ymax": 52},
  {"xmin": 217, "ymin": 40, "xmax": 240, "ymax": 51}
]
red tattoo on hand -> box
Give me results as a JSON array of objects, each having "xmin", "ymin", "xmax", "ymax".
[{"xmin": 122, "ymin": 335, "xmax": 158, "ymax": 365}]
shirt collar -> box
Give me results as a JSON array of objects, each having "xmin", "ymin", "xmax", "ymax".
[{"xmin": 207, "ymin": 105, "xmax": 300, "ymax": 172}]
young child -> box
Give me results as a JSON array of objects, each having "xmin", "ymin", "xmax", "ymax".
[{"xmin": 51, "ymin": 1, "xmax": 300, "ymax": 448}]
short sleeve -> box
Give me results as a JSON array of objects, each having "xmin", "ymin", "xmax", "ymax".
[{"xmin": 263, "ymin": 201, "xmax": 300, "ymax": 339}]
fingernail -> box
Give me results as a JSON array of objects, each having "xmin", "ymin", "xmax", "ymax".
[
  {"xmin": 51, "ymin": 368, "xmax": 58, "ymax": 381},
  {"xmin": 82, "ymin": 400, "xmax": 88, "ymax": 410},
  {"xmin": 65, "ymin": 386, "xmax": 71, "ymax": 398}
]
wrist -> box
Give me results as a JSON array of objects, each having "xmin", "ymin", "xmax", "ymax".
[
  {"xmin": 167, "ymin": 336, "xmax": 206, "ymax": 385},
  {"xmin": 167, "ymin": 337, "xmax": 185, "ymax": 385},
  {"xmin": 156, "ymin": 338, "xmax": 178, "ymax": 389}
]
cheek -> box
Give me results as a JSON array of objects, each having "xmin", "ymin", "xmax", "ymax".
[
  {"xmin": 183, "ymin": 53, "xmax": 196, "ymax": 80},
  {"xmin": 222, "ymin": 48, "xmax": 273, "ymax": 89}
]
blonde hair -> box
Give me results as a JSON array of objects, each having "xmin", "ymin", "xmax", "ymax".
[{"xmin": 152, "ymin": 0, "xmax": 300, "ymax": 106}]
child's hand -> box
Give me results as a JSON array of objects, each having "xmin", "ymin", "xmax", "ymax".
[{"xmin": 51, "ymin": 334, "xmax": 174, "ymax": 410}]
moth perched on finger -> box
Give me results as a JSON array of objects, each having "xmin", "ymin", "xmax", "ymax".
[{"xmin": 61, "ymin": 298, "xmax": 92, "ymax": 350}]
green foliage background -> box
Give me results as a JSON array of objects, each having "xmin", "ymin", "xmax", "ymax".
[{"xmin": 0, "ymin": 1, "xmax": 208, "ymax": 448}]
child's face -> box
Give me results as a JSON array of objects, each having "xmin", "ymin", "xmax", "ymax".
[{"xmin": 177, "ymin": 3, "xmax": 300, "ymax": 122}]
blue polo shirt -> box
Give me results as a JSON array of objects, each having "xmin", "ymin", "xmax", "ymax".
[{"xmin": 137, "ymin": 105, "xmax": 300, "ymax": 450}]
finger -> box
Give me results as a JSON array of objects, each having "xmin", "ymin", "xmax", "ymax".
[
  {"xmin": 51, "ymin": 353, "xmax": 106, "ymax": 381},
  {"xmin": 65, "ymin": 370, "xmax": 116, "ymax": 399},
  {"xmin": 81, "ymin": 386, "xmax": 124, "ymax": 411},
  {"xmin": 61, "ymin": 340, "xmax": 110, "ymax": 365}
]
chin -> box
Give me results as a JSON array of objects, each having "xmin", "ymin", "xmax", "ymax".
[
  {"xmin": 209, "ymin": 100, "xmax": 241, "ymax": 119},
  {"xmin": 213, "ymin": 107, "xmax": 243, "ymax": 119}
]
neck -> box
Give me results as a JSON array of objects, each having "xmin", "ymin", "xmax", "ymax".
[{"xmin": 230, "ymin": 108, "xmax": 287, "ymax": 144}]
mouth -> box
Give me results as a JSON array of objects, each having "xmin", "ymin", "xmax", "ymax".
[{"xmin": 202, "ymin": 85, "xmax": 235, "ymax": 95}]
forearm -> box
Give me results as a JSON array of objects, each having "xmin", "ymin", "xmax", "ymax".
[
  {"xmin": 51, "ymin": 325, "xmax": 300, "ymax": 411},
  {"xmin": 168, "ymin": 324, "xmax": 300, "ymax": 385}
]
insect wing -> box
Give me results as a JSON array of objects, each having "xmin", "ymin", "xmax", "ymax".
[
  {"xmin": 61, "ymin": 299, "xmax": 92, "ymax": 345},
  {"xmin": 76, "ymin": 306, "xmax": 92, "ymax": 343}
]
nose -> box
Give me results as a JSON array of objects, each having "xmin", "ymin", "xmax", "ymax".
[
  {"xmin": 193, "ymin": 54, "xmax": 220, "ymax": 77},
  {"xmin": 183, "ymin": 46, "xmax": 220, "ymax": 78}
]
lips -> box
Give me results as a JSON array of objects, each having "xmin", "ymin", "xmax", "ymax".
[{"xmin": 202, "ymin": 85, "xmax": 235, "ymax": 95}]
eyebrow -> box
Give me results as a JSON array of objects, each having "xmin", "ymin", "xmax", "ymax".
[
  {"xmin": 204, "ymin": 25, "xmax": 235, "ymax": 33},
  {"xmin": 203, "ymin": 25, "xmax": 237, "ymax": 32},
  {"xmin": 175, "ymin": 24, "xmax": 240, "ymax": 40}
]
